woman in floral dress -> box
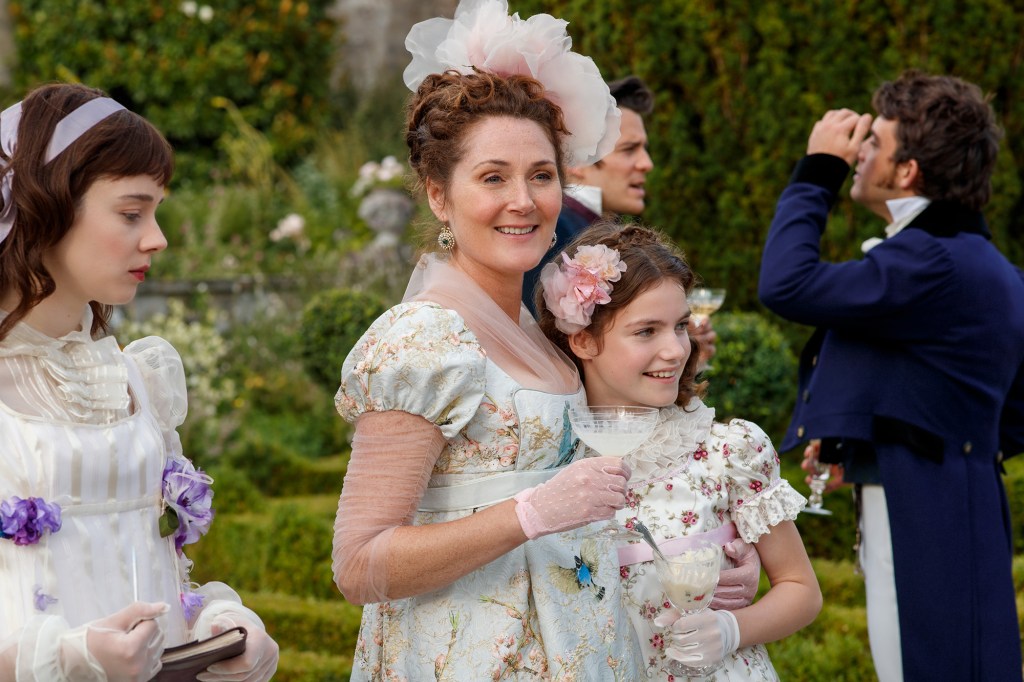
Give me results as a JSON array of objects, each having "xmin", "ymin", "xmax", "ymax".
[
  {"xmin": 330, "ymin": 1, "xmax": 648, "ymax": 679},
  {"xmin": 0, "ymin": 83, "xmax": 277, "ymax": 681},
  {"xmin": 537, "ymin": 221, "xmax": 822, "ymax": 680}
]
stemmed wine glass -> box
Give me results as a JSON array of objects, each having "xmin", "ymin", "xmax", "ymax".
[
  {"xmin": 688, "ymin": 287, "xmax": 726, "ymax": 325},
  {"xmin": 654, "ymin": 539, "xmax": 724, "ymax": 677},
  {"xmin": 802, "ymin": 441, "xmax": 833, "ymax": 516},
  {"xmin": 689, "ymin": 287, "xmax": 726, "ymax": 371},
  {"xmin": 568, "ymin": 405, "xmax": 659, "ymax": 538}
]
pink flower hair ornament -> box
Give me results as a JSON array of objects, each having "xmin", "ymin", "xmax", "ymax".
[
  {"xmin": 403, "ymin": 0, "xmax": 621, "ymax": 167},
  {"xmin": 540, "ymin": 244, "xmax": 626, "ymax": 334}
]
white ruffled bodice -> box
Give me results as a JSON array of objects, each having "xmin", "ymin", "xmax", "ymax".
[{"xmin": 0, "ymin": 311, "xmax": 199, "ymax": 680}]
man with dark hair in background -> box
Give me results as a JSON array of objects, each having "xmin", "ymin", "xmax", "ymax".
[
  {"xmin": 524, "ymin": 76, "xmax": 654, "ymax": 315},
  {"xmin": 760, "ymin": 70, "xmax": 1024, "ymax": 681},
  {"xmin": 525, "ymin": 76, "xmax": 717, "ymax": 364}
]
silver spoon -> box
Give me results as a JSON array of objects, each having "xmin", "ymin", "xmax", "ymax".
[{"xmin": 631, "ymin": 519, "xmax": 667, "ymax": 563}]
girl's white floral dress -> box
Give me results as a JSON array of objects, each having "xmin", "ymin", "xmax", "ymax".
[
  {"xmin": 337, "ymin": 301, "xmax": 643, "ymax": 681},
  {"xmin": 615, "ymin": 400, "xmax": 806, "ymax": 681}
]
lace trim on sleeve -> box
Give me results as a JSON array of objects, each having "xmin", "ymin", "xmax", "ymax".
[{"xmin": 733, "ymin": 480, "xmax": 806, "ymax": 543}]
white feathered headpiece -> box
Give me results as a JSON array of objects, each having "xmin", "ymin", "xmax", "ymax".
[{"xmin": 403, "ymin": 0, "xmax": 621, "ymax": 167}]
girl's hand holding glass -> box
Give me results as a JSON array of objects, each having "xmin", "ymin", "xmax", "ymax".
[
  {"xmin": 710, "ymin": 538, "xmax": 762, "ymax": 610},
  {"xmin": 654, "ymin": 607, "xmax": 740, "ymax": 669}
]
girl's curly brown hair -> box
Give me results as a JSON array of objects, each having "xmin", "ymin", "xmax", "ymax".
[{"xmin": 536, "ymin": 219, "xmax": 706, "ymax": 407}]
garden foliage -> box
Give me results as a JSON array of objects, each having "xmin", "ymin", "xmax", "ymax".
[
  {"xmin": 299, "ymin": 288, "xmax": 389, "ymax": 394},
  {"xmin": 515, "ymin": 0, "xmax": 1024, "ymax": 310},
  {"xmin": 700, "ymin": 311, "xmax": 798, "ymax": 445},
  {"xmin": 8, "ymin": 0, "xmax": 337, "ymax": 182}
]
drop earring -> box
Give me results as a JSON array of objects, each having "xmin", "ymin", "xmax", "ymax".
[
  {"xmin": 550, "ymin": 233, "xmax": 557, "ymax": 249},
  {"xmin": 437, "ymin": 224, "xmax": 455, "ymax": 251}
]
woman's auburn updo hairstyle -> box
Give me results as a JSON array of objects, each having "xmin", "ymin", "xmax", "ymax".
[
  {"xmin": 0, "ymin": 83, "xmax": 174, "ymax": 341},
  {"xmin": 405, "ymin": 70, "xmax": 570, "ymax": 250},
  {"xmin": 537, "ymin": 220, "xmax": 706, "ymax": 407}
]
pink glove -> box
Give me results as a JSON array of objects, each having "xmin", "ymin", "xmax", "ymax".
[
  {"xmin": 654, "ymin": 607, "xmax": 740, "ymax": 667},
  {"xmin": 709, "ymin": 539, "xmax": 761, "ymax": 610},
  {"xmin": 195, "ymin": 613, "xmax": 279, "ymax": 682},
  {"xmin": 514, "ymin": 456, "xmax": 630, "ymax": 539}
]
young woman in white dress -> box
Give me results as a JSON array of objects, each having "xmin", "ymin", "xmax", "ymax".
[
  {"xmin": 537, "ymin": 221, "xmax": 822, "ymax": 680},
  {"xmin": 0, "ymin": 83, "xmax": 278, "ymax": 682}
]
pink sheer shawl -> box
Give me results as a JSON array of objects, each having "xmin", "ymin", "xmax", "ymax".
[
  {"xmin": 332, "ymin": 253, "xmax": 579, "ymax": 604},
  {"xmin": 403, "ymin": 253, "xmax": 579, "ymax": 395}
]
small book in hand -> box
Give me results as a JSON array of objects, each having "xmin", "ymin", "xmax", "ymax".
[{"xmin": 150, "ymin": 626, "xmax": 247, "ymax": 682}]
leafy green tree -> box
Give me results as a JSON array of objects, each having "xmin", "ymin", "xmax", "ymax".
[
  {"xmin": 516, "ymin": 0, "xmax": 1024, "ymax": 311},
  {"xmin": 9, "ymin": 0, "xmax": 337, "ymax": 184}
]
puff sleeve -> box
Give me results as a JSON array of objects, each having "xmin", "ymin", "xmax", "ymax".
[
  {"xmin": 123, "ymin": 338, "xmax": 275, "ymax": 666},
  {"xmin": 720, "ymin": 420, "xmax": 806, "ymax": 543},
  {"xmin": 335, "ymin": 302, "xmax": 486, "ymax": 437},
  {"xmin": 332, "ymin": 303, "xmax": 487, "ymax": 604}
]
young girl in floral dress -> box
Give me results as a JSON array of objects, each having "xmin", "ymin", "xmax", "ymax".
[
  {"xmin": 537, "ymin": 221, "xmax": 822, "ymax": 680},
  {"xmin": 0, "ymin": 83, "xmax": 277, "ymax": 682}
]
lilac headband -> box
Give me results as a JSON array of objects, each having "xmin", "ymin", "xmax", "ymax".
[{"xmin": 0, "ymin": 96, "xmax": 126, "ymax": 244}]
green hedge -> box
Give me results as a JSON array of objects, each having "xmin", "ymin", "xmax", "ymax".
[
  {"xmin": 189, "ymin": 497, "xmax": 341, "ymax": 600},
  {"xmin": 514, "ymin": 0, "xmax": 1024, "ymax": 313},
  {"xmin": 700, "ymin": 311, "xmax": 798, "ymax": 445},
  {"xmin": 299, "ymin": 288, "xmax": 389, "ymax": 395},
  {"xmin": 9, "ymin": 0, "xmax": 337, "ymax": 183}
]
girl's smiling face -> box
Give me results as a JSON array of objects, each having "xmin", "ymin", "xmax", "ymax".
[{"xmin": 572, "ymin": 278, "xmax": 692, "ymax": 408}]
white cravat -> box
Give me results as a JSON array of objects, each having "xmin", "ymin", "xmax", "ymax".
[
  {"xmin": 564, "ymin": 184, "xmax": 602, "ymax": 215},
  {"xmin": 861, "ymin": 196, "xmax": 931, "ymax": 253}
]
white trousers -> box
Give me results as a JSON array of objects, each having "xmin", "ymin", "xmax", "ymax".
[{"xmin": 860, "ymin": 484, "xmax": 903, "ymax": 682}]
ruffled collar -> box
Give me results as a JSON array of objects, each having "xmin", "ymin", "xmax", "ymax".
[
  {"xmin": 627, "ymin": 398, "xmax": 715, "ymax": 481},
  {"xmin": 0, "ymin": 306, "xmax": 130, "ymax": 421}
]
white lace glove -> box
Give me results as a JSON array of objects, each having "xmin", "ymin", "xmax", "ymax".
[
  {"xmin": 513, "ymin": 456, "xmax": 631, "ymax": 539},
  {"xmin": 193, "ymin": 612, "xmax": 278, "ymax": 682},
  {"xmin": 654, "ymin": 607, "xmax": 740, "ymax": 667},
  {"xmin": 61, "ymin": 601, "xmax": 168, "ymax": 682}
]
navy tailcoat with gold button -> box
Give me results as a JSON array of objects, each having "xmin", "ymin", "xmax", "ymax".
[{"xmin": 759, "ymin": 154, "xmax": 1024, "ymax": 682}]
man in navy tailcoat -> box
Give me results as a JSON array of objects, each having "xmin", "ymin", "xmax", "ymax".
[{"xmin": 759, "ymin": 71, "xmax": 1024, "ymax": 681}]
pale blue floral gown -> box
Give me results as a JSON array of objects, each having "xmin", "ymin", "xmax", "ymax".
[{"xmin": 337, "ymin": 301, "xmax": 643, "ymax": 681}]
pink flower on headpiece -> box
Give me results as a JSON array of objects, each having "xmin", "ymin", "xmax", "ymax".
[
  {"xmin": 403, "ymin": 0, "xmax": 620, "ymax": 166},
  {"xmin": 540, "ymin": 244, "xmax": 626, "ymax": 334}
]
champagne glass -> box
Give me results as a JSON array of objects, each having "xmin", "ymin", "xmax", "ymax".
[
  {"xmin": 568, "ymin": 405, "xmax": 659, "ymax": 538},
  {"xmin": 654, "ymin": 539, "xmax": 724, "ymax": 677},
  {"xmin": 689, "ymin": 287, "xmax": 726, "ymax": 372},
  {"xmin": 803, "ymin": 460, "xmax": 833, "ymax": 516},
  {"xmin": 688, "ymin": 287, "xmax": 726, "ymax": 326}
]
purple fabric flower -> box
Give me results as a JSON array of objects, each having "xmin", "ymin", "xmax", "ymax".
[
  {"xmin": 0, "ymin": 496, "xmax": 62, "ymax": 545},
  {"xmin": 162, "ymin": 457, "xmax": 214, "ymax": 552},
  {"xmin": 33, "ymin": 585, "xmax": 58, "ymax": 612},
  {"xmin": 180, "ymin": 589, "xmax": 205, "ymax": 621}
]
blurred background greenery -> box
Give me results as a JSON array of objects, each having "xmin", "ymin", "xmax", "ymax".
[{"xmin": 3, "ymin": 0, "xmax": 1023, "ymax": 678}]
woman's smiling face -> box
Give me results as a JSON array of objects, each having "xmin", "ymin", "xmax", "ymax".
[{"xmin": 427, "ymin": 115, "xmax": 562, "ymax": 297}]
